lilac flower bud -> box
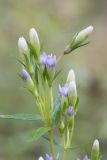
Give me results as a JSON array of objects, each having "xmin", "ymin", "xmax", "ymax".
[
  {"xmin": 21, "ymin": 68, "xmax": 34, "ymax": 91},
  {"xmin": 46, "ymin": 54, "xmax": 56, "ymax": 68},
  {"xmin": 18, "ymin": 37, "xmax": 28, "ymax": 54},
  {"xmin": 83, "ymin": 155, "xmax": 90, "ymax": 160},
  {"xmin": 59, "ymin": 84, "xmax": 70, "ymax": 97},
  {"xmin": 67, "ymin": 106, "xmax": 74, "ymax": 116},
  {"xmin": 22, "ymin": 68, "xmax": 31, "ymax": 80},
  {"xmin": 29, "ymin": 28, "xmax": 40, "ymax": 55},
  {"xmin": 40, "ymin": 52, "xmax": 48, "ymax": 66}
]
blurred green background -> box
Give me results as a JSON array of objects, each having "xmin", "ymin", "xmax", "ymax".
[{"xmin": 0, "ymin": 0, "xmax": 107, "ymax": 159}]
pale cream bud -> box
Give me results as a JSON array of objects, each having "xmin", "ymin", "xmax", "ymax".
[
  {"xmin": 38, "ymin": 157, "xmax": 44, "ymax": 160},
  {"xmin": 69, "ymin": 81, "xmax": 77, "ymax": 97},
  {"xmin": 91, "ymin": 139, "xmax": 99, "ymax": 160},
  {"xmin": 75, "ymin": 26, "xmax": 94, "ymax": 42},
  {"xmin": 18, "ymin": 37, "xmax": 28, "ymax": 54},
  {"xmin": 66, "ymin": 69, "xmax": 75, "ymax": 83},
  {"xmin": 29, "ymin": 28, "xmax": 40, "ymax": 54}
]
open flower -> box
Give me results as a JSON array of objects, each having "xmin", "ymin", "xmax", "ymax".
[
  {"xmin": 46, "ymin": 54, "xmax": 56, "ymax": 68},
  {"xmin": 40, "ymin": 52, "xmax": 48, "ymax": 66},
  {"xmin": 40, "ymin": 52, "xmax": 56, "ymax": 68},
  {"xmin": 59, "ymin": 84, "xmax": 70, "ymax": 97}
]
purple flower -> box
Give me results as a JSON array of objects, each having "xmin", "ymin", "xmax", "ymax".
[
  {"xmin": 46, "ymin": 54, "xmax": 56, "ymax": 68},
  {"xmin": 46, "ymin": 154, "xmax": 53, "ymax": 160},
  {"xmin": 22, "ymin": 68, "xmax": 30, "ymax": 80},
  {"xmin": 40, "ymin": 52, "xmax": 47, "ymax": 66},
  {"xmin": 45, "ymin": 153, "xmax": 59, "ymax": 160},
  {"xmin": 83, "ymin": 155, "xmax": 90, "ymax": 160},
  {"xmin": 67, "ymin": 106, "xmax": 74, "ymax": 116},
  {"xmin": 59, "ymin": 84, "xmax": 70, "ymax": 97},
  {"xmin": 40, "ymin": 52, "xmax": 56, "ymax": 68}
]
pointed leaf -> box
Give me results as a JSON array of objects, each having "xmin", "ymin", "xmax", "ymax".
[
  {"xmin": 29, "ymin": 127, "xmax": 51, "ymax": 142},
  {"xmin": 52, "ymin": 69, "xmax": 62, "ymax": 82},
  {"xmin": 0, "ymin": 114, "xmax": 42, "ymax": 121},
  {"xmin": 52, "ymin": 95, "xmax": 61, "ymax": 127}
]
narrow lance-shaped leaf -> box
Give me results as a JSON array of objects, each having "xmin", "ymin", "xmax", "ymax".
[
  {"xmin": 52, "ymin": 95, "xmax": 61, "ymax": 127},
  {"xmin": 28, "ymin": 127, "xmax": 51, "ymax": 142},
  {"xmin": 0, "ymin": 114, "xmax": 42, "ymax": 121}
]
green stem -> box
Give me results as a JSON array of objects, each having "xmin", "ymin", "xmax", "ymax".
[
  {"xmin": 63, "ymin": 149, "xmax": 67, "ymax": 160},
  {"xmin": 49, "ymin": 129, "xmax": 56, "ymax": 160},
  {"xmin": 50, "ymin": 87, "xmax": 53, "ymax": 110}
]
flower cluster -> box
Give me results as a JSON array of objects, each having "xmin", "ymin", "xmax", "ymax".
[{"xmin": 17, "ymin": 25, "xmax": 101, "ymax": 160}]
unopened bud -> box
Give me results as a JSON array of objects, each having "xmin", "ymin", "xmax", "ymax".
[
  {"xmin": 64, "ymin": 26, "xmax": 94, "ymax": 54},
  {"xmin": 66, "ymin": 69, "xmax": 75, "ymax": 83},
  {"xmin": 29, "ymin": 28, "xmax": 40, "ymax": 56},
  {"xmin": 18, "ymin": 37, "xmax": 28, "ymax": 54},
  {"xmin": 91, "ymin": 139, "xmax": 99, "ymax": 160},
  {"xmin": 67, "ymin": 106, "xmax": 74, "ymax": 117},
  {"xmin": 75, "ymin": 26, "xmax": 93, "ymax": 42},
  {"xmin": 21, "ymin": 68, "xmax": 34, "ymax": 92},
  {"xmin": 38, "ymin": 157, "xmax": 44, "ymax": 160}
]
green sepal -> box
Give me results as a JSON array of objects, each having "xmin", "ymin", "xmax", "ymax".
[
  {"xmin": 28, "ymin": 127, "xmax": 51, "ymax": 142},
  {"xmin": 74, "ymin": 97, "xmax": 79, "ymax": 114},
  {"xmin": 43, "ymin": 66, "xmax": 51, "ymax": 85},
  {"xmin": 0, "ymin": 114, "xmax": 43, "ymax": 121},
  {"xmin": 27, "ymin": 42, "xmax": 38, "ymax": 60}
]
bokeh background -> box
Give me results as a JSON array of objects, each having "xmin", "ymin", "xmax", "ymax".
[{"xmin": 0, "ymin": 0, "xmax": 107, "ymax": 159}]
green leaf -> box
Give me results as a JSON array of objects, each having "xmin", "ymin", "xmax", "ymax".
[
  {"xmin": 52, "ymin": 95, "xmax": 61, "ymax": 127},
  {"xmin": 29, "ymin": 127, "xmax": 51, "ymax": 142},
  {"xmin": 52, "ymin": 69, "xmax": 62, "ymax": 82},
  {"xmin": 74, "ymin": 97, "xmax": 79, "ymax": 113},
  {"xmin": 42, "ymin": 135, "xmax": 61, "ymax": 147},
  {"xmin": 0, "ymin": 114, "xmax": 42, "ymax": 121}
]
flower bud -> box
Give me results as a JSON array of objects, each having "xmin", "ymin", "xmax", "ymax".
[
  {"xmin": 75, "ymin": 26, "xmax": 93, "ymax": 42},
  {"xmin": 91, "ymin": 139, "xmax": 99, "ymax": 160},
  {"xmin": 83, "ymin": 155, "xmax": 90, "ymax": 160},
  {"xmin": 21, "ymin": 68, "xmax": 34, "ymax": 92},
  {"xmin": 64, "ymin": 26, "xmax": 94, "ymax": 54},
  {"xmin": 38, "ymin": 157, "xmax": 44, "ymax": 160},
  {"xmin": 18, "ymin": 37, "xmax": 28, "ymax": 54},
  {"xmin": 29, "ymin": 28, "xmax": 40, "ymax": 56},
  {"xmin": 67, "ymin": 106, "xmax": 74, "ymax": 117},
  {"xmin": 69, "ymin": 81, "xmax": 77, "ymax": 97},
  {"xmin": 66, "ymin": 69, "xmax": 75, "ymax": 83},
  {"xmin": 59, "ymin": 121, "xmax": 65, "ymax": 133},
  {"xmin": 22, "ymin": 68, "xmax": 31, "ymax": 81}
]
